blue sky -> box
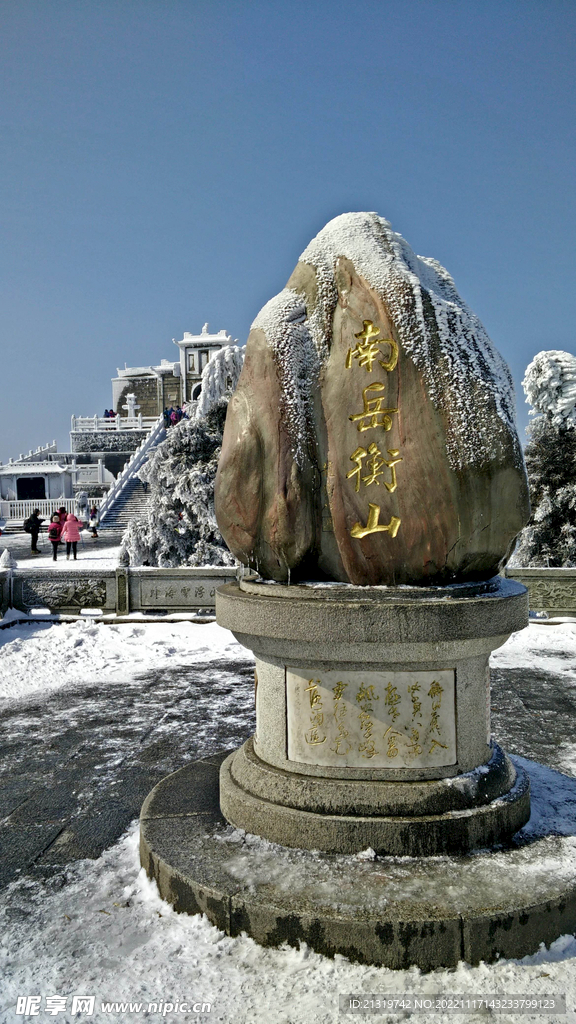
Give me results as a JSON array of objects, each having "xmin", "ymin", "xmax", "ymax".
[{"xmin": 1, "ymin": 0, "xmax": 575, "ymax": 463}]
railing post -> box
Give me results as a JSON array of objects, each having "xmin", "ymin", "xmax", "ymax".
[{"xmin": 116, "ymin": 414, "xmax": 120, "ymax": 431}]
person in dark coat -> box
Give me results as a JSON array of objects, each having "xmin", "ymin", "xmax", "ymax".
[
  {"xmin": 89, "ymin": 505, "xmax": 99, "ymax": 537},
  {"xmin": 27, "ymin": 509, "xmax": 44, "ymax": 553}
]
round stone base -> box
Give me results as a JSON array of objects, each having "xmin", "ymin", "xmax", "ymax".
[
  {"xmin": 140, "ymin": 753, "xmax": 576, "ymax": 970},
  {"xmin": 219, "ymin": 740, "xmax": 530, "ymax": 857}
]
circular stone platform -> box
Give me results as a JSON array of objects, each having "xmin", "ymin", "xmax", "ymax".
[
  {"xmin": 220, "ymin": 739, "xmax": 530, "ymax": 857},
  {"xmin": 140, "ymin": 752, "xmax": 576, "ymax": 971}
]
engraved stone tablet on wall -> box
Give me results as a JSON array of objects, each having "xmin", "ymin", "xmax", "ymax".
[{"xmin": 286, "ymin": 668, "xmax": 456, "ymax": 769}]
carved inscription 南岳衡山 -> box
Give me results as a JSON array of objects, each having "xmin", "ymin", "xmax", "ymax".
[
  {"xmin": 286, "ymin": 668, "xmax": 456, "ymax": 768},
  {"xmin": 345, "ymin": 321, "xmax": 402, "ymax": 541}
]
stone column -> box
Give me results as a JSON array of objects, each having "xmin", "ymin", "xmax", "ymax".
[{"xmin": 217, "ymin": 576, "xmax": 530, "ymax": 856}]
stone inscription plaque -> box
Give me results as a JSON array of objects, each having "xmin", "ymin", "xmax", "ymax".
[
  {"xmin": 286, "ymin": 668, "xmax": 456, "ymax": 769},
  {"xmin": 140, "ymin": 581, "xmax": 219, "ymax": 607}
]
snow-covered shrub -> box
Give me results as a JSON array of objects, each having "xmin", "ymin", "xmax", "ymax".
[
  {"xmin": 522, "ymin": 350, "xmax": 576, "ymax": 428},
  {"xmin": 120, "ymin": 346, "xmax": 244, "ymax": 567},
  {"xmin": 511, "ymin": 351, "xmax": 576, "ymax": 567},
  {"xmin": 194, "ymin": 345, "xmax": 244, "ymax": 421}
]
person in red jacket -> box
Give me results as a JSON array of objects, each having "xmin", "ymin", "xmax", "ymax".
[
  {"xmin": 61, "ymin": 513, "xmax": 83, "ymax": 560},
  {"xmin": 48, "ymin": 515, "xmax": 63, "ymax": 561}
]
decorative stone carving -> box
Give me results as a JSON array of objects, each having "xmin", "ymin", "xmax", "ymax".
[
  {"xmin": 215, "ymin": 213, "xmax": 529, "ymax": 585},
  {"xmin": 507, "ymin": 572, "xmax": 576, "ymax": 615},
  {"xmin": 21, "ymin": 578, "xmax": 107, "ymax": 609}
]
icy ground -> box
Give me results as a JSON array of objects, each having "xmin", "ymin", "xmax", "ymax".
[{"xmin": 0, "ymin": 620, "xmax": 575, "ymax": 1023}]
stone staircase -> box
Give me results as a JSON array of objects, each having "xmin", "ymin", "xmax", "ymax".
[
  {"xmin": 98, "ymin": 478, "xmax": 153, "ymax": 531},
  {"xmin": 1, "ymin": 519, "xmax": 25, "ymax": 535},
  {"xmin": 97, "ymin": 416, "xmax": 166, "ymax": 534}
]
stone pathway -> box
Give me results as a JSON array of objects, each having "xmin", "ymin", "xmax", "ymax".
[
  {"xmin": 0, "ymin": 657, "xmax": 255, "ymax": 890},
  {"xmin": 0, "ymin": 656, "xmax": 575, "ymax": 894},
  {"xmin": 0, "ymin": 528, "xmax": 121, "ymax": 567}
]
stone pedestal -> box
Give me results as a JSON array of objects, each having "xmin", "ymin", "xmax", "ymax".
[{"xmin": 217, "ymin": 576, "xmax": 530, "ymax": 856}]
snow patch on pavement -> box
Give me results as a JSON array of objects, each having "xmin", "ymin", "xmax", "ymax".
[
  {"xmin": 0, "ymin": 620, "xmax": 251, "ymax": 701},
  {"xmin": 490, "ymin": 621, "xmax": 576, "ymax": 679},
  {"xmin": 2, "ymin": 822, "xmax": 576, "ymax": 1024}
]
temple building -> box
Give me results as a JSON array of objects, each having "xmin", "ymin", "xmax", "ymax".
[
  {"xmin": 0, "ymin": 325, "xmax": 235, "ymax": 521},
  {"xmin": 111, "ymin": 324, "xmax": 234, "ymax": 416}
]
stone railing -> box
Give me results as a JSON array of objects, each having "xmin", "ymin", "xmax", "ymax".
[
  {"xmin": 504, "ymin": 567, "xmax": 576, "ymax": 618},
  {"xmin": 6, "ymin": 441, "xmax": 58, "ymax": 464},
  {"xmin": 71, "ymin": 415, "xmax": 158, "ymax": 432},
  {"xmin": 0, "ymin": 497, "xmax": 104, "ymax": 522},
  {"xmin": 0, "ymin": 566, "xmax": 238, "ymax": 617}
]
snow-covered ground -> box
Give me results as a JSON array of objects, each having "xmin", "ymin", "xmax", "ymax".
[
  {"xmin": 0, "ymin": 620, "xmax": 244, "ymax": 701},
  {"xmin": 0, "ymin": 621, "xmax": 575, "ymax": 1023},
  {"xmin": 1, "ymin": 529, "xmax": 122, "ymax": 570},
  {"xmin": 491, "ymin": 619, "xmax": 576, "ymax": 677}
]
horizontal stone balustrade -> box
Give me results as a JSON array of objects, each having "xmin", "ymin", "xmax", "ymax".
[
  {"xmin": 1, "ymin": 565, "xmax": 573, "ymax": 619},
  {"xmin": 504, "ymin": 567, "xmax": 576, "ymax": 618},
  {"xmin": 0, "ymin": 498, "xmax": 104, "ymax": 522},
  {"xmin": 71, "ymin": 415, "xmax": 158, "ymax": 432},
  {"xmin": 0, "ymin": 565, "xmax": 238, "ymax": 617}
]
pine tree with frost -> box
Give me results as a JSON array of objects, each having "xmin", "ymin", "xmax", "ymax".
[
  {"xmin": 120, "ymin": 346, "xmax": 244, "ymax": 567},
  {"xmin": 522, "ymin": 350, "xmax": 576, "ymax": 428},
  {"xmin": 511, "ymin": 350, "xmax": 576, "ymax": 567}
]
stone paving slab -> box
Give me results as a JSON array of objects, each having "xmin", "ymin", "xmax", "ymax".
[{"xmin": 0, "ymin": 658, "xmax": 255, "ymax": 889}]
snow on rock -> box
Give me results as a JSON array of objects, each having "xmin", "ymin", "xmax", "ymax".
[
  {"xmin": 0, "ymin": 548, "xmax": 17, "ymax": 568},
  {"xmin": 252, "ymin": 289, "xmax": 320, "ymax": 467},
  {"xmin": 523, "ymin": 350, "xmax": 576, "ymax": 427},
  {"xmin": 257, "ymin": 211, "xmax": 520, "ymax": 472},
  {"xmin": 218, "ymin": 212, "xmax": 529, "ymax": 586}
]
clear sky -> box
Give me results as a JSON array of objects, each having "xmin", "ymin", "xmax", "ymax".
[{"xmin": 1, "ymin": 0, "xmax": 575, "ymax": 464}]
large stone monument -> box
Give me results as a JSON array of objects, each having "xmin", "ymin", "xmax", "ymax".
[
  {"xmin": 214, "ymin": 212, "xmax": 530, "ymax": 857},
  {"xmin": 141, "ymin": 214, "xmax": 576, "ymax": 968}
]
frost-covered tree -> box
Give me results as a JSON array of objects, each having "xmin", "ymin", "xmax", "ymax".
[
  {"xmin": 511, "ymin": 350, "xmax": 576, "ymax": 567},
  {"xmin": 120, "ymin": 346, "xmax": 244, "ymax": 567}
]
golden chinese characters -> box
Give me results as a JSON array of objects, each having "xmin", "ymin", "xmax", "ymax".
[
  {"xmin": 344, "ymin": 320, "xmax": 402, "ymax": 541},
  {"xmin": 345, "ymin": 320, "xmax": 399, "ymax": 373},
  {"xmin": 287, "ymin": 670, "xmax": 456, "ymax": 769},
  {"xmin": 304, "ymin": 679, "xmax": 327, "ymax": 746}
]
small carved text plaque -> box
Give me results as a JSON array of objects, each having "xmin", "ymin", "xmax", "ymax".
[{"xmin": 286, "ymin": 668, "xmax": 456, "ymax": 768}]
